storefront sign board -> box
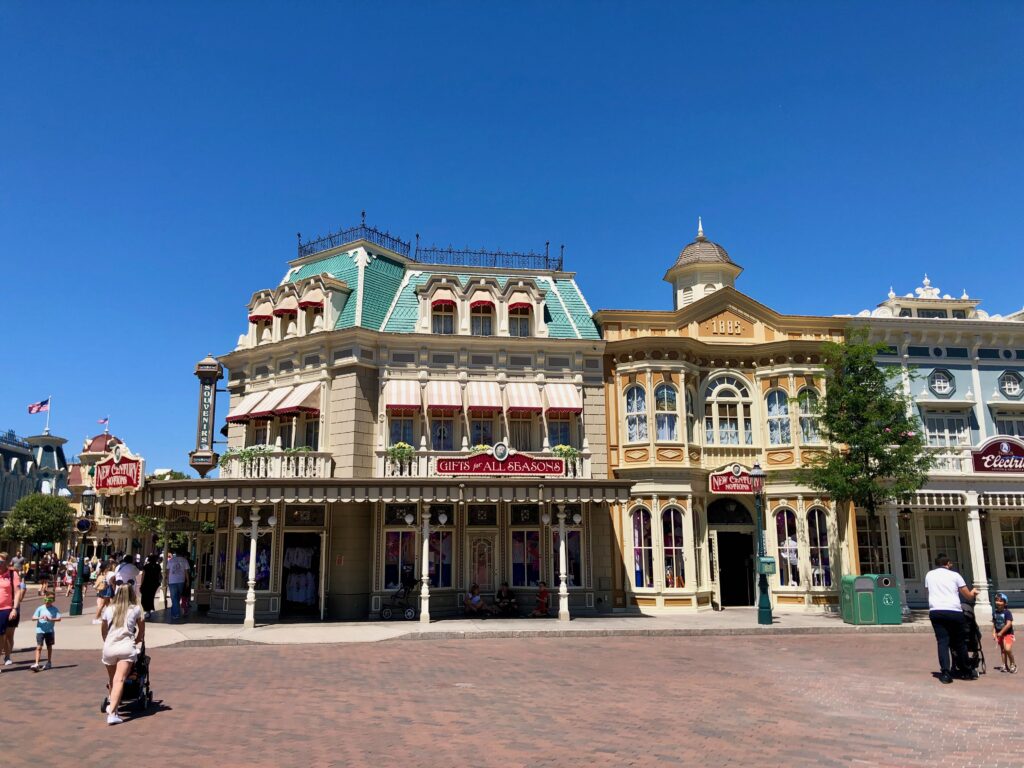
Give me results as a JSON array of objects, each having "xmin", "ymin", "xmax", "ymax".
[
  {"xmin": 94, "ymin": 445, "xmax": 145, "ymax": 495},
  {"xmin": 709, "ymin": 463, "xmax": 754, "ymax": 494},
  {"xmin": 435, "ymin": 442, "xmax": 565, "ymax": 476},
  {"xmin": 972, "ymin": 437, "xmax": 1024, "ymax": 473}
]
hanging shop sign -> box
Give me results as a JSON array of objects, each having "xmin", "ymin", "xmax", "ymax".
[
  {"xmin": 435, "ymin": 442, "xmax": 565, "ymax": 476},
  {"xmin": 709, "ymin": 463, "xmax": 754, "ymax": 494},
  {"xmin": 972, "ymin": 437, "xmax": 1024, "ymax": 473},
  {"xmin": 94, "ymin": 444, "xmax": 145, "ymax": 495},
  {"xmin": 189, "ymin": 354, "xmax": 224, "ymax": 477}
]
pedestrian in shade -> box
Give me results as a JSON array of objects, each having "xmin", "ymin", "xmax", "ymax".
[
  {"xmin": 141, "ymin": 555, "xmax": 162, "ymax": 618},
  {"xmin": 925, "ymin": 554, "xmax": 978, "ymax": 684}
]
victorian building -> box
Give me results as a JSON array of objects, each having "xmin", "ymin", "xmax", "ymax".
[
  {"xmin": 112, "ymin": 222, "xmax": 630, "ymax": 623},
  {"xmin": 68, "ymin": 429, "xmax": 136, "ymax": 557}
]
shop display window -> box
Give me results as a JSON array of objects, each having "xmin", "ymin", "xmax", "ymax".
[
  {"xmin": 551, "ymin": 529, "xmax": 582, "ymax": 587},
  {"xmin": 234, "ymin": 531, "xmax": 272, "ymax": 591},
  {"xmin": 428, "ymin": 530, "xmax": 453, "ymax": 588},
  {"xmin": 806, "ymin": 507, "xmax": 831, "ymax": 587},
  {"xmin": 632, "ymin": 508, "xmax": 653, "ymax": 588},
  {"xmin": 775, "ymin": 509, "xmax": 800, "ymax": 586},
  {"xmin": 511, "ymin": 530, "xmax": 540, "ymax": 587},
  {"xmin": 384, "ymin": 530, "xmax": 417, "ymax": 589},
  {"xmin": 662, "ymin": 508, "xmax": 685, "ymax": 588}
]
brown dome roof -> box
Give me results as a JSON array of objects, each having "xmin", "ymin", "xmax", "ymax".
[
  {"xmin": 83, "ymin": 433, "xmax": 122, "ymax": 454},
  {"xmin": 671, "ymin": 222, "xmax": 733, "ymax": 270}
]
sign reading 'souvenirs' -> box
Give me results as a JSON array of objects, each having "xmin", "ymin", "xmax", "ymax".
[
  {"xmin": 972, "ymin": 437, "xmax": 1024, "ymax": 473},
  {"xmin": 709, "ymin": 463, "xmax": 754, "ymax": 494},
  {"xmin": 94, "ymin": 444, "xmax": 145, "ymax": 494},
  {"xmin": 435, "ymin": 442, "xmax": 565, "ymax": 476}
]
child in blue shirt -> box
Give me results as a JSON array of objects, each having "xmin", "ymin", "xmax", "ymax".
[
  {"xmin": 993, "ymin": 592, "xmax": 1016, "ymax": 674},
  {"xmin": 31, "ymin": 593, "xmax": 61, "ymax": 671}
]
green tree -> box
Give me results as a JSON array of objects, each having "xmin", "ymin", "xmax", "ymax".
[
  {"xmin": 799, "ymin": 329, "xmax": 934, "ymax": 570},
  {"xmin": 129, "ymin": 514, "xmax": 190, "ymax": 552},
  {"xmin": 2, "ymin": 493, "xmax": 76, "ymax": 556}
]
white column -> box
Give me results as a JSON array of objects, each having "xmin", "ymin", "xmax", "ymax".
[
  {"xmin": 419, "ymin": 511, "xmax": 431, "ymax": 623},
  {"xmin": 683, "ymin": 500, "xmax": 697, "ymax": 590},
  {"xmin": 244, "ymin": 507, "xmax": 259, "ymax": 629},
  {"xmin": 884, "ymin": 506, "xmax": 910, "ymax": 616},
  {"xmin": 965, "ymin": 491, "xmax": 992, "ymax": 623},
  {"xmin": 557, "ymin": 506, "xmax": 570, "ymax": 621}
]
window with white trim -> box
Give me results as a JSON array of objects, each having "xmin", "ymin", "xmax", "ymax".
[
  {"xmin": 470, "ymin": 417, "xmax": 493, "ymax": 446},
  {"xmin": 1000, "ymin": 517, "xmax": 1024, "ymax": 579},
  {"xmin": 1000, "ymin": 371, "xmax": 1023, "ymax": 398},
  {"xmin": 654, "ymin": 384, "xmax": 679, "ymax": 441},
  {"xmin": 547, "ymin": 414, "xmax": 572, "ymax": 449},
  {"xmin": 632, "ymin": 508, "xmax": 654, "ymax": 588},
  {"xmin": 704, "ymin": 375, "xmax": 753, "ymax": 445},
  {"xmin": 775, "ymin": 509, "xmax": 800, "ymax": 586},
  {"xmin": 389, "ymin": 416, "xmax": 414, "ymax": 446},
  {"xmin": 925, "ymin": 414, "xmax": 969, "ymax": 471},
  {"xmin": 431, "ymin": 418, "xmax": 454, "ymax": 451},
  {"xmin": 662, "ymin": 507, "xmax": 685, "ymax": 588},
  {"xmin": 509, "ymin": 306, "xmax": 531, "ymax": 337},
  {"xmin": 249, "ymin": 422, "xmax": 269, "ymax": 447},
  {"xmin": 625, "ymin": 385, "xmax": 648, "ymax": 443},
  {"xmin": 685, "ymin": 389, "xmax": 696, "ymax": 443},
  {"xmin": 928, "ymin": 370, "xmax": 954, "ymax": 396},
  {"xmin": 798, "ymin": 388, "xmax": 821, "ymax": 444},
  {"xmin": 806, "ymin": 508, "xmax": 831, "ymax": 587},
  {"xmin": 432, "ymin": 306, "xmax": 455, "ymax": 335},
  {"xmin": 765, "ymin": 390, "xmax": 791, "ymax": 445},
  {"xmin": 508, "ymin": 416, "xmax": 535, "ymax": 452},
  {"xmin": 996, "ymin": 417, "xmax": 1024, "ymax": 438},
  {"xmin": 471, "ymin": 305, "xmax": 493, "ymax": 336}
]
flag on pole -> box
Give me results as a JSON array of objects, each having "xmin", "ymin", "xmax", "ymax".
[
  {"xmin": 98, "ymin": 417, "xmax": 109, "ymax": 425},
  {"xmin": 27, "ymin": 398, "xmax": 50, "ymax": 414}
]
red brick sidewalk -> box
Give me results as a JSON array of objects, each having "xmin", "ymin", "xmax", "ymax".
[{"xmin": 5, "ymin": 634, "xmax": 1022, "ymax": 767}]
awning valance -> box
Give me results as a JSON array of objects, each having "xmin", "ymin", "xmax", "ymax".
[
  {"xmin": 545, "ymin": 383, "xmax": 583, "ymax": 414},
  {"xmin": 467, "ymin": 381, "xmax": 502, "ymax": 413},
  {"xmin": 470, "ymin": 297, "xmax": 494, "ymax": 309},
  {"xmin": 273, "ymin": 295, "xmax": 299, "ymax": 316},
  {"xmin": 299, "ymin": 287, "xmax": 325, "ymax": 308},
  {"xmin": 248, "ymin": 300, "xmax": 273, "ymax": 322},
  {"xmin": 426, "ymin": 380, "xmax": 462, "ymax": 412},
  {"xmin": 248, "ymin": 386, "xmax": 294, "ymax": 419},
  {"xmin": 226, "ymin": 391, "xmax": 270, "ymax": 423},
  {"xmin": 508, "ymin": 291, "xmax": 532, "ymax": 311},
  {"xmin": 276, "ymin": 381, "xmax": 320, "ymax": 416},
  {"xmin": 384, "ymin": 380, "xmax": 421, "ymax": 411},
  {"xmin": 505, "ymin": 382, "xmax": 543, "ymax": 412},
  {"xmin": 431, "ymin": 288, "xmax": 457, "ymax": 308}
]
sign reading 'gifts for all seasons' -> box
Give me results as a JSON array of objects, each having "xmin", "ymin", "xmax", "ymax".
[
  {"xmin": 972, "ymin": 437, "xmax": 1024, "ymax": 473},
  {"xmin": 94, "ymin": 444, "xmax": 145, "ymax": 494},
  {"xmin": 709, "ymin": 463, "xmax": 755, "ymax": 494},
  {"xmin": 435, "ymin": 442, "xmax": 565, "ymax": 476}
]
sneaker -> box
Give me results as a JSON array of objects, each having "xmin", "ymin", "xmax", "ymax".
[
  {"xmin": 2, "ymin": 657, "xmax": 11, "ymax": 667},
  {"xmin": 1010, "ymin": 664, "xmax": 1018, "ymax": 674},
  {"xmin": 43, "ymin": 661, "xmax": 52, "ymax": 670},
  {"xmin": 939, "ymin": 672, "xmax": 954, "ymax": 684},
  {"xmin": 30, "ymin": 664, "xmax": 40, "ymax": 672},
  {"xmin": 106, "ymin": 713, "xmax": 123, "ymax": 725},
  {"xmin": 969, "ymin": 668, "xmax": 980, "ymax": 680}
]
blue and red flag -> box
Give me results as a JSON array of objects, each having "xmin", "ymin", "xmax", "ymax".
[{"xmin": 27, "ymin": 398, "xmax": 50, "ymax": 414}]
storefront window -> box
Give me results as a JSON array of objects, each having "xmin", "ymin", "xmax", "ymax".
[
  {"xmin": 857, "ymin": 514, "xmax": 888, "ymax": 574},
  {"xmin": 1000, "ymin": 517, "xmax": 1024, "ymax": 579},
  {"xmin": 215, "ymin": 532, "xmax": 227, "ymax": 590},
  {"xmin": 390, "ymin": 416, "xmax": 415, "ymax": 446},
  {"xmin": 662, "ymin": 508, "xmax": 685, "ymax": 588},
  {"xmin": 428, "ymin": 530, "xmax": 453, "ymax": 588},
  {"xmin": 775, "ymin": 509, "xmax": 800, "ymax": 586},
  {"xmin": 511, "ymin": 530, "xmax": 540, "ymax": 587},
  {"xmin": 432, "ymin": 418, "xmax": 454, "ymax": 451},
  {"xmin": 234, "ymin": 531, "xmax": 272, "ymax": 591},
  {"xmin": 551, "ymin": 529, "xmax": 582, "ymax": 587},
  {"xmin": 632, "ymin": 508, "xmax": 653, "ymax": 588},
  {"xmin": 384, "ymin": 530, "xmax": 417, "ymax": 589},
  {"xmin": 692, "ymin": 507, "xmax": 704, "ymax": 588},
  {"xmin": 806, "ymin": 507, "xmax": 831, "ymax": 587}
]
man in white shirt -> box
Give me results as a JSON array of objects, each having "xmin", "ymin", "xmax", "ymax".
[
  {"xmin": 114, "ymin": 554, "xmax": 142, "ymax": 588},
  {"xmin": 925, "ymin": 554, "xmax": 978, "ymax": 684},
  {"xmin": 167, "ymin": 551, "xmax": 190, "ymax": 621}
]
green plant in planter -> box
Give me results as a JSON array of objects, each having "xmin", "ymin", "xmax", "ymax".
[
  {"xmin": 385, "ymin": 442, "xmax": 416, "ymax": 467},
  {"xmin": 284, "ymin": 445, "xmax": 314, "ymax": 454},
  {"xmin": 551, "ymin": 444, "xmax": 580, "ymax": 462},
  {"xmin": 218, "ymin": 445, "xmax": 273, "ymax": 469},
  {"xmin": 470, "ymin": 444, "xmax": 492, "ymax": 455}
]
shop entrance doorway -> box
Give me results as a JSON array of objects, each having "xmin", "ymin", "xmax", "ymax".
[
  {"xmin": 717, "ymin": 532, "xmax": 755, "ymax": 606},
  {"xmin": 280, "ymin": 531, "xmax": 321, "ymax": 619}
]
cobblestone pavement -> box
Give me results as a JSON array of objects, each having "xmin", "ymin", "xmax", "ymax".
[{"xmin": 6, "ymin": 633, "xmax": 1023, "ymax": 767}]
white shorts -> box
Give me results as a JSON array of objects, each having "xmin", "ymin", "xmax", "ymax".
[{"xmin": 101, "ymin": 648, "xmax": 138, "ymax": 666}]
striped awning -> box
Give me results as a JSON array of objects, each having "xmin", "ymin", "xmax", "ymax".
[
  {"xmin": 431, "ymin": 288, "xmax": 457, "ymax": 308},
  {"xmin": 248, "ymin": 299, "xmax": 273, "ymax": 322},
  {"xmin": 506, "ymin": 382, "xmax": 543, "ymax": 412},
  {"xmin": 276, "ymin": 381, "xmax": 320, "ymax": 416},
  {"xmin": 545, "ymin": 383, "xmax": 583, "ymax": 414},
  {"xmin": 508, "ymin": 291, "xmax": 532, "ymax": 311},
  {"xmin": 384, "ymin": 380, "xmax": 421, "ymax": 411},
  {"xmin": 299, "ymin": 287, "xmax": 325, "ymax": 308},
  {"xmin": 467, "ymin": 381, "xmax": 502, "ymax": 413},
  {"xmin": 426, "ymin": 380, "xmax": 463, "ymax": 412},
  {"xmin": 273, "ymin": 295, "xmax": 299, "ymax": 316},
  {"xmin": 469, "ymin": 295, "xmax": 494, "ymax": 309},
  {"xmin": 248, "ymin": 386, "xmax": 294, "ymax": 419},
  {"xmin": 226, "ymin": 391, "xmax": 270, "ymax": 423}
]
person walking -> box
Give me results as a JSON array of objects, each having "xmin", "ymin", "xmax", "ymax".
[
  {"xmin": 100, "ymin": 582, "xmax": 145, "ymax": 725},
  {"xmin": 0, "ymin": 552, "xmax": 24, "ymax": 673},
  {"xmin": 31, "ymin": 592, "xmax": 61, "ymax": 671},
  {"xmin": 93, "ymin": 563, "xmax": 114, "ymax": 625},
  {"xmin": 166, "ymin": 550, "xmax": 190, "ymax": 621},
  {"xmin": 140, "ymin": 555, "xmax": 162, "ymax": 618},
  {"xmin": 925, "ymin": 554, "xmax": 978, "ymax": 684},
  {"xmin": 993, "ymin": 592, "xmax": 1016, "ymax": 673}
]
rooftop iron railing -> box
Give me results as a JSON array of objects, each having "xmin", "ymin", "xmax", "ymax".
[
  {"xmin": 414, "ymin": 241, "xmax": 564, "ymax": 272},
  {"xmin": 0, "ymin": 429, "xmax": 29, "ymax": 449},
  {"xmin": 297, "ymin": 213, "xmax": 411, "ymax": 258}
]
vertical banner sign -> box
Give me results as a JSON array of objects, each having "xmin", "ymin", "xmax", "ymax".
[{"xmin": 189, "ymin": 354, "xmax": 224, "ymax": 477}]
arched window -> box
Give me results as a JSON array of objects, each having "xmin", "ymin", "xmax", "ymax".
[
  {"xmin": 432, "ymin": 304, "xmax": 455, "ymax": 335},
  {"xmin": 775, "ymin": 509, "xmax": 800, "ymax": 586},
  {"xmin": 471, "ymin": 304, "xmax": 493, "ymax": 336},
  {"xmin": 654, "ymin": 384, "xmax": 678, "ymax": 441},
  {"xmin": 798, "ymin": 388, "xmax": 821, "ymax": 444},
  {"xmin": 662, "ymin": 508, "xmax": 685, "ymax": 588},
  {"xmin": 632, "ymin": 508, "xmax": 653, "ymax": 588},
  {"xmin": 765, "ymin": 390, "xmax": 791, "ymax": 445},
  {"xmin": 685, "ymin": 389, "xmax": 696, "ymax": 443},
  {"xmin": 509, "ymin": 306, "xmax": 531, "ymax": 337},
  {"xmin": 807, "ymin": 508, "xmax": 831, "ymax": 587},
  {"xmin": 704, "ymin": 375, "xmax": 753, "ymax": 445},
  {"xmin": 625, "ymin": 386, "xmax": 648, "ymax": 443}
]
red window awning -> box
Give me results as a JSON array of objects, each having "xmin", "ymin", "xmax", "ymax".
[
  {"xmin": 299, "ymin": 287, "xmax": 325, "ymax": 309},
  {"xmin": 431, "ymin": 288, "xmax": 458, "ymax": 309},
  {"xmin": 506, "ymin": 382, "xmax": 543, "ymax": 412},
  {"xmin": 248, "ymin": 386, "xmax": 294, "ymax": 419},
  {"xmin": 273, "ymin": 295, "xmax": 299, "ymax": 316},
  {"xmin": 225, "ymin": 391, "xmax": 270, "ymax": 423},
  {"xmin": 248, "ymin": 299, "xmax": 273, "ymax": 323},
  {"xmin": 275, "ymin": 381, "xmax": 320, "ymax": 416},
  {"xmin": 426, "ymin": 380, "xmax": 463, "ymax": 412},
  {"xmin": 508, "ymin": 290, "xmax": 532, "ymax": 311},
  {"xmin": 384, "ymin": 380, "xmax": 421, "ymax": 412},
  {"xmin": 467, "ymin": 381, "xmax": 502, "ymax": 413}
]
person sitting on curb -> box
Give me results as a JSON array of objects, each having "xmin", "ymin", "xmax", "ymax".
[
  {"xmin": 494, "ymin": 582, "xmax": 519, "ymax": 617},
  {"xmin": 464, "ymin": 583, "xmax": 496, "ymax": 616},
  {"xmin": 530, "ymin": 580, "xmax": 550, "ymax": 618}
]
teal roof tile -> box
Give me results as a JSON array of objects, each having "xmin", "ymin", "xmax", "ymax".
[
  {"xmin": 383, "ymin": 273, "xmax": 429, "ymax": 333},
  {"xmin": 362, "ymin": 256, "xmax": 406, "ymax": 330},
  {"xmin": 535, "ymin": 277, "xmax": 576, "ymax": 338},
  {"xmin": 555, "ymin": 279, "xmax": 600, "ymax": 340},
  {"xmin": 288, "ymin": 251, "xmax": 359, "ymax": 329}
]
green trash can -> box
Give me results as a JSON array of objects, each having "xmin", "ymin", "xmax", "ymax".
[
  {"xmin": 840, "ymin": 575, "xmax": 878, "ymax": 624},
  {"xmin": 872, "ymin": 574, "xmax": 903, "ymax": 625}
]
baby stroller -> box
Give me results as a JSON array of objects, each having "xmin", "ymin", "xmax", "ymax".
[
  {"xmin": 953, "ymin": 596, "xmax": 986, "ymax": 677},
  {"xmin": 380, "ymin": 566, "xmax": 418, "ymax": 620},
  {"xmin": 100, "ymin": 643, "xmax": 154, "ymax": 714}
]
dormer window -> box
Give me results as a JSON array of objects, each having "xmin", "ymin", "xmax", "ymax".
[
  {"xmin": 471, "ymin": 301, "xmax": 493, "ymax": 336},
  {"xmin": 1000, "ymin": 371, "xmax": 1023, "ymax": 398},
  {"xmin": 509, "ymin": 305, "xmax": 531, "ymax": 337},
  {"xmin": 431, "ymin": 301, "xmax": 455, "ymax": 335},
  {"xmin": 928, "ymin": 370, "xmax": 954, "ymax": 397}
]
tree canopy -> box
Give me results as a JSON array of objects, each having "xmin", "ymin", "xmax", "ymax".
[{"xmin": 3, "ymin": 493, "xmax": 76, "ymax": 552}]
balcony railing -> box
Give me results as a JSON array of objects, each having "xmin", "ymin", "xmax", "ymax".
[
  {"xmin": 376, "ymin": 449, "xmax": 590, "ymax": 479},
  {"xmin": 220, "ymin": 451, "xmax": 334, "ymax": 480},
  {"xmin": 701, "ymin": 445, "xmax": 762, "ymax": 468},
  {"xmin": 930, "ymin": 448, "xmax": 971, "ymax": 474}
]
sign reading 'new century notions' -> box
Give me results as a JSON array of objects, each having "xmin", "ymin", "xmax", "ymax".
[
  {"xmin": 709, "ymin": 463, "xmax": 755, "ymax": 494},
  {"xmin": 94, "ymin": 444, "xmax": 145, "ymax": 494},
  {"xmin": 972, "ymin": 437, "xmax": 1024, "ymax": 473},
  {"xmin": 435, "ymin": 442, "xmax": 565, "ymax": 476}
]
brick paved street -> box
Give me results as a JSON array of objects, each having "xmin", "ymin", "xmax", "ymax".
[{"xmin": 6, "ymin": 629, "xmax": 1024, "ymax": 767}]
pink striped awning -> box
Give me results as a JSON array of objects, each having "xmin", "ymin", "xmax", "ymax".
[
  {"xmin": 299, "ymin": 287, "xmax": 325, "ymax": 308},
  {"xmin": 467, "ymin": 381, "xmax": 502, "ymax": 413},
  {"xmin": 426, "ymin": 380, "xmax": 463, "ymax": 412},
  {"xmin": 505, "ymin": 382, "xmax": 543, "ymax": 412},
  {"xmin": 276, "ymin": 381, "xmax": 320, "ymax": 416},
  {"xmin": 545, "ymin": 382, "xmax": 582, "ymax": 414},
  {"xmin": 248, "ymin": 386, "xmax": 294, "ymax": 419},
  {"xmin": 384, "ymin": 380, "xmax": 421, "ymax": 411},
  {"xmin": 273, "ymin": 295, "xmax": 299, "ymax": 316},
  {"xmin": 248, "ymin": 299, "xmax": 273, "ymax": 323},
  {"xmin": 226, "ymin": 391, "xmax": 271, "ymax": 423}
]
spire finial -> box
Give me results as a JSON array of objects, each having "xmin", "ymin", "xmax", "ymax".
[
  {"xmin": 922, "ymin": 273, "xmax": 930, "ymax": 287},
  {"xmin": 361, "ymin": 210, "xmax": 366, "ymax": 227},
  {"xmin": 697, "ymin": 216, "xmax": 704, "ymax": 239}
]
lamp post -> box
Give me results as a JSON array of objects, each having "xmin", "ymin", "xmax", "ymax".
[
  {"xmin": 70, "ymin": 489, "xmax": 97, "ymax": 616},
  {"xmin": 233, "ymin": 506, "xmax": 277, "ymax": 629},
  {"xmin": 750, "ymin": 462, "xmax": 773, "ymax": 626},
  {"xmin": 406, "ymin": 508, "xmax": 440, "ymax": 623}
]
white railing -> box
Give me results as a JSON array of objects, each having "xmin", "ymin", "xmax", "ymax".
[
  {"xmin": 220, "ymin": 451, "xmax": 334, "ymax": 480},
  {"xmin": 376, "ymin": 449, "xmax": 591, "ymax": 479},
  {"xmin": 701, "ymin": 445, "xmax": 762, "ymax": 469},
  {"xmin": 930, "ymin": 448, "xmax": 971, "ymax": 474}
]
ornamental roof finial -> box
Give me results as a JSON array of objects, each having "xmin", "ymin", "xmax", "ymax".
[
  {"xmin": 922, "ymin": 273, "xmax": 930, "ymax": 287},
  {"xmin": 888, "ymin": 286, "xmax": 896, "ymax": 300},
  {"xmin": 697, "ymin": 216, "xmax": 704, "ymax": 240}
]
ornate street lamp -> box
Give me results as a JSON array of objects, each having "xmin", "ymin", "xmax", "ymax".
[
  {"xmin": 405, "ymin": 508, "xmax": 438, "ymax": 623},
  {"xmin": 750, "ymin": 462, "xmax": 773, "ymax": 626},
  {"xmin": 233, "ymin": 507, "xmax": 278, "ymax": 629},
  {"xmin": 541, "ymin": 503, "xmax": 578, "ymax": 622},
  {"xmin": 70, "ymin": 489, "xmax": 97, "ymax": 616}
]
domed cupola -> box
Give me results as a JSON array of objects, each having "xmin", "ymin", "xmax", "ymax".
[{"xmin": 664, "ymin": 218, "xmax": 743, "ymax": 309}]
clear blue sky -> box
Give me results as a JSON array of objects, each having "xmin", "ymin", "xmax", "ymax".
[{"xmin": 3, "ymin": 2, "xmax": 1022, "ymax": 471}]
